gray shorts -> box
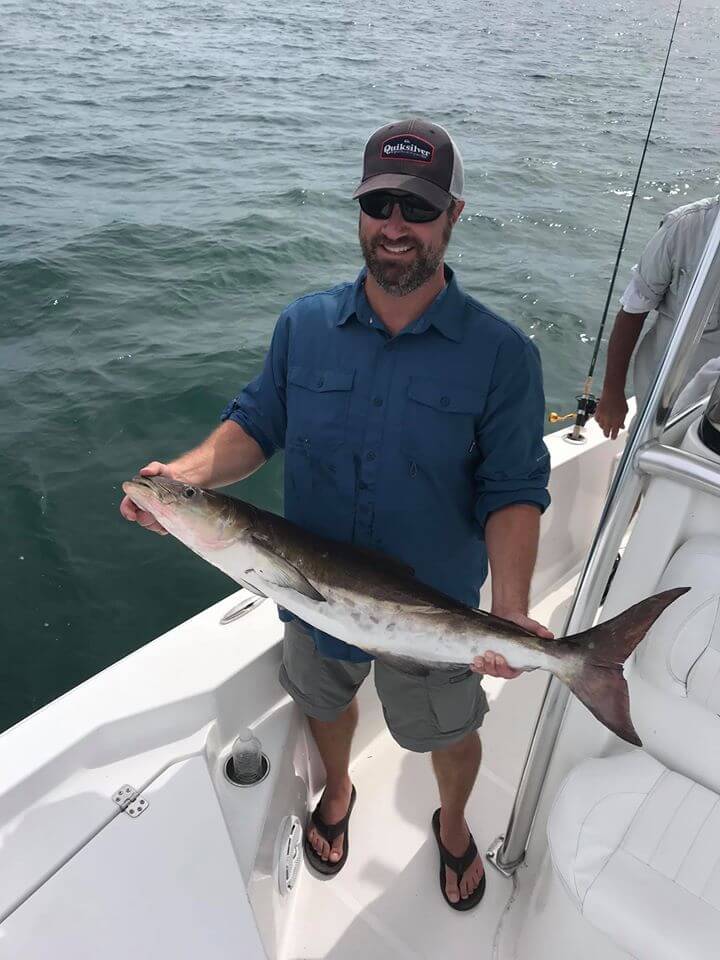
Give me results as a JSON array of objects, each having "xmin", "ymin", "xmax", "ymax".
[{"xmin": 279, "ymin": 619, "xmax": 489, "ymax": 753}]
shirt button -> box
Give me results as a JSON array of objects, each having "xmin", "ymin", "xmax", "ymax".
[
  {"xmin": 366, "ymin": 451, "xmax": 376, "ymax": 461},
  {"xmin": 373, "ymin": 397, "xmax": 383, "ymax": 407},
  {"xmin": 369, "ymin": 318, "xmax": 374, "ymax": 325},
  {"xmin": 440, "ymin": 396, "xmax": 450, "ymax": 407},
  {"xmin": 317, "ymin": 377, "xmax": 324, "ymax": 388}
]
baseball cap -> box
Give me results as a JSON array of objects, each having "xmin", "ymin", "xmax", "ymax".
[{"xmin": 353, "ymin": 118, "xmax": 464, "ymax": 210}]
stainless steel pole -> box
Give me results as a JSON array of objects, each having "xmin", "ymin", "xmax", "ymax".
[{"xmin": 488, "ymin": 207, "xmax": 720, "ymax": 876}]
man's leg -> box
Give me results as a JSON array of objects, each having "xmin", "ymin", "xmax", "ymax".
[
  {"xmin": 278, "ymin": 620, "xmax": 369, "ymax": 867},
  {"xmin": 431, "ymin": 732, "xmax": 485, "ymax": 904},
  {"xmin": 306, "ymin": 702, "xmax": 357, "ymax": 864}
]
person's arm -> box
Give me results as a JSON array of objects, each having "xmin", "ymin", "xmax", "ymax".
[
  {"xmin": 119, "ymin": 422, "xmax": 266, "ymax": 534},
  {"xmin": 596, "ymin": 214, "xmax": 677, "ymax": 438},
  {"xmin": 470, "ymin": 337, "xmax": 554, "ymax": 679},
  {"xmin": 595, "ymin": 308, "xmax": 649, "ymax": 439},
  {"xmin": 472, "ymin": 504, "xmax": 553, "ymax": 679},
  {"xmin": 121, "ymin": 310, "xmax": 290, "ymax": 534}
]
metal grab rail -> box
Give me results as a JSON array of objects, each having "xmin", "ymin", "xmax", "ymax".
[{"xmin": 487, "ymin": 207, "xmax": 720, "ymax": 877}]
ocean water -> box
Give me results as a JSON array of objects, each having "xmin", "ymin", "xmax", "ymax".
[{"xmin": 1, "ymin": 0, "xmax": 719, "ymax": 731}]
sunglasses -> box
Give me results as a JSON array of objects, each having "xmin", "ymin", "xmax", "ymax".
[{"xmin": 358, "ymin": 191, "xmax": 445, "ymax": 224}]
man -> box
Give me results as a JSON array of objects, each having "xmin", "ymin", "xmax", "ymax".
[
  {"xmin": 596, "ymin": 195, "xmax": 720, "ymax": 439},
  {"xmin": 120, "ymin": 118, "xmax": 552, "ymax": 910}
]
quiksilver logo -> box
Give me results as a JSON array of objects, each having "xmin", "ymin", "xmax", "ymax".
[{"xmin": 381, "ymin": 135, "xmax": 434, "ymax": 163}]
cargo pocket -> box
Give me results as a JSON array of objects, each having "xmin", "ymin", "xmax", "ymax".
[{"xmin": 427, "ymin": 668, "xmax": 483, "ymax": 736}]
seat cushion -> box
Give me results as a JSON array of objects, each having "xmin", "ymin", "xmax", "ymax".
[
  {"xmin": 636, "ymin": 534, "xmax": 720, "ymax": 711},
  {"xmin": 547, "ymin": 751, "xmax": 720, "ymax": 960}
]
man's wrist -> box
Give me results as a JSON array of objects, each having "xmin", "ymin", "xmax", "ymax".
[
  {"xmin": 166, "ymin": 459, "xmax": 207, "ymax": 486},
  {"xmin": 491, "ymin": 601, "xmax": 528, "ymax": 620}
]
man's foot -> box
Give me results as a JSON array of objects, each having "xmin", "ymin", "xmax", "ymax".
[
  {"xmin": 437, "ymin": 809, "xmax": 485, "ymax": 904},
  {"xmin": 307, "ymin": 777, "xmax": 354, "ymax": 865}
]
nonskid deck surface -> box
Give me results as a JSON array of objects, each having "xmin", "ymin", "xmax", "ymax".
[{"xmin": 283, "ymin": 670, "xmax": 547, "ymax": 960}]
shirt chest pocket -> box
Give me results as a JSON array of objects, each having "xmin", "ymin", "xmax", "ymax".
[
  {"xmin": 287, "ymin": 365, "xmax": 355, "ymax": 450},
  {"xmin": 401, "ymin": 377, "xmax": 481, "ymax": 466}
]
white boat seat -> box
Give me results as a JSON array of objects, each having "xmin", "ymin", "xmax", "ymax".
[
  {"xmin": 547, "ymin": 750, "xmax": 720, "ymax": 960},
  {"xmin": 635, "ymin": 534, "xmax": 720, "ymax": 711}
]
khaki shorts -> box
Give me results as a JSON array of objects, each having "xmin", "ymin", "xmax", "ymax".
[{"xmin": 279, "ymin": 619, "xmax": 489, "ymax": 753}]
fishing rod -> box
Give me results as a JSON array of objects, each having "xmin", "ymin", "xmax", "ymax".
[{"xmin": 550, "ymin": 0, "xmax": 684, "ymax": 442}]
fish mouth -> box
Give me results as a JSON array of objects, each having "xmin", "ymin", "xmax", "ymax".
[{"xmin": 122, "ymin": 475, "xmax": 178, "ymax": 506}]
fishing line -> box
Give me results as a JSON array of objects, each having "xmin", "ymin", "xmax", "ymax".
[{"xmin": 554, "ymin": 0, "xmax": 684, "ymax": 440}]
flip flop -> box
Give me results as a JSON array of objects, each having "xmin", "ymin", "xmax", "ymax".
[
  {"xmin": 431, "ymin": 808, "xmax": 486, "ymax": 911},
  {"xmin": 304, "ymin": 784, "xmax": 357, "ymax": 876}
]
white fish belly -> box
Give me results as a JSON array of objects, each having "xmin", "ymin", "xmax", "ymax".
[{"xmin": 205, "ymin": 542, "xmax": 556, "ymax": 672}]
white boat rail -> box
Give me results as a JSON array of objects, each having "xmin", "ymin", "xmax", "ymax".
[{"xmin": 489, "ymin": 205, "xmax": 720, "ymax": 876}]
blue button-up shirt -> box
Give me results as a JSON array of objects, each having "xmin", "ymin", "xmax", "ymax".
[{"xmin": 221, "ymin": 266, "xmax": 550, "ymax": 660}]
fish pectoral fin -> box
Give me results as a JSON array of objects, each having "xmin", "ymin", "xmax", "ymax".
[
  {"xmin": 245, "ymin": 546, "xmax": 326, "ymax": 603},
  {"xmin": 236, "ymin": 578, "xmax": 267, "ymax": 599}
]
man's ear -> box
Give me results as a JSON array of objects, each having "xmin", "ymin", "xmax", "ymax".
[{"xmin": 450, "ymin": 199, "xmax": 465, "ymax": 225}]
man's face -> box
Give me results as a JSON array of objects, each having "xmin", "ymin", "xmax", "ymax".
[{"xmin": 358, "ymin": 192, "xmax": 463, "ymax": 296}]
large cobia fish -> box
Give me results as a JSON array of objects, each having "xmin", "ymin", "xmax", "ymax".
[{"xmin": 123, "ymin": 476, "xmax": 689, "ymax": 747}]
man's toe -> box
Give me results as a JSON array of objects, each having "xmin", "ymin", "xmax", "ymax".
[
  {"xmin": 309, "ymin": 828, "xmax": 328, "ymax": 860},
  {"xmin": 328, "ymin": 839, "xmax": 344, "ymax": 863},
  {"xmin": 445, "ymin": 871, "xmax": 460, "ymax": 903}
]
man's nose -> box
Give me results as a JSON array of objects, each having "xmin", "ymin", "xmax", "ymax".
[{"xmin": 380, "ymin": 202, "xmax": 410, "ymax": 239}]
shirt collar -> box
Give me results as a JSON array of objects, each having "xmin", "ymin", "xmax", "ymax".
[{"xmin": 336, "ymin": 265, "xmax": 466, "ymax": 342}]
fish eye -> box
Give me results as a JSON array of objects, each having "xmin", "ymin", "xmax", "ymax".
[{"xmin": 183, "ymin": 486, "xmax": 196, "ymax": 499}]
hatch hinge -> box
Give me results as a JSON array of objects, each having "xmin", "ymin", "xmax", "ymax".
[{"xmin": 112, "ymin": 784, "xmax": 149, "ymax": 818}]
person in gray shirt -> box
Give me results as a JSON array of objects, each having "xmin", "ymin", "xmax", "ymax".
[{"xmin": 596, "ymin": 195, "xmax": 720, "ymax": 439}]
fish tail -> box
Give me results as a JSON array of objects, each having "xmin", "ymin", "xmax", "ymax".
[{"xmin": 556, "ymin": 586, "xmax": 690, "ymax": 746}]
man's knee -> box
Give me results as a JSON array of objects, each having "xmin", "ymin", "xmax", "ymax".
[{"xmin": 432, "ymin": 729, "xmax": 481, "ymax": 758}]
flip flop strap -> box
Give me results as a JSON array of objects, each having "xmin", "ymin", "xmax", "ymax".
[
  {"xmin": 437, "ymin": 833, "xmax": 479, "ymax": 882},
  {"xmin": 310, "ymin": 791, "xmax": 353, "ymax": 843}
]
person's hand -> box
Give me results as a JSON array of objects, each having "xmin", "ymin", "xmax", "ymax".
[
  {"xmin": 471, "ymin": 612, "xmax": 554, "ymax": 679},
  {"xmin": 119, "ymin": 461, "xmax": 174, "ymax": 535},
  {"xmin": 595, "ymin": 388, "xmax": 628, "ymax": 440}
]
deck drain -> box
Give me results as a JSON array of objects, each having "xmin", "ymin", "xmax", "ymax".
[{"xmin": 274, "ymin": 815, "xmax": 303, "ymax": 895}]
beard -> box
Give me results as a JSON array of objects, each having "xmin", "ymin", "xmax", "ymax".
[{"xmin": 359, "ymin": 216, "xmax": 453, "ymax": 296}]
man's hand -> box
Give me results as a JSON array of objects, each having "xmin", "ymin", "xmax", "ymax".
[
  {"xmin": 471, "ymin": 612, "xmax": 554, "ymax": 680},
  {"xmin": 119, "ymin": 461, "xmax": 175, "ymax": 535},
  {"xmin": 595, "ymin": 387, "xmax": 629, "ymax": 440}
]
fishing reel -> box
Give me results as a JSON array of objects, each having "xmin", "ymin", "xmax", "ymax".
[{"xmin": 548, "ymin": 394, "xmax": 598, "ymax": 443}]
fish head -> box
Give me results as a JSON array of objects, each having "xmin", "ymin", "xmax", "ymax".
[{"xmin": 122, "ymin": 476, "xmax": 251, "ymax": 554}]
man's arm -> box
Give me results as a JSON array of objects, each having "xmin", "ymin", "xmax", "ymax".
[
  {"xmin": 470, "ymin": 337, "xmax": 553, "ymax": 679},
  {"xmin": 471, "ymin": 503, "xmax": 554, "ymax": 679},
  {"xmin": 595, "ymin": 308, "xmax": 649, "ymax": 439},
  {"xmin": 122, "ymin": 310, "xmax": 290, "ymax": 534},
  {"xmin": 119, "ymin": 421, "xmax": 266, "ymax": 534}
]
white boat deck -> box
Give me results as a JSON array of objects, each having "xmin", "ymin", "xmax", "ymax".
[{"xmin": 285, "ymin": 669, "xmax": 548, "ymax": 960}]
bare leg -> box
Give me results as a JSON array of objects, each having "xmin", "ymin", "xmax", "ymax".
[
  {"xmin": 306, "ymin": 699, "xmax": 357, "ymax": 863},
  {"xmin": 431, "ymin": 731, "xmax": 484, "ymax": 903}
]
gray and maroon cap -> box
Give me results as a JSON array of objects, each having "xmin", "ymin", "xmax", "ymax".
[{"xmin": 353, "ymin": 118, "xmax": 464, "ymax": 211}]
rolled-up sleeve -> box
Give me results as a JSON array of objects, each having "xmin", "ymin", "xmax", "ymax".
[
  {"xmin": 220, "ymin": 311, "xmax": 289, "ymax": 459},
  {"xmin": 474, "ymin": 336, "xmax": 551, "ymax": 532},
  {"xmin": 620, "ymin": 216, "xmax": 674, "ymax": 313}
]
